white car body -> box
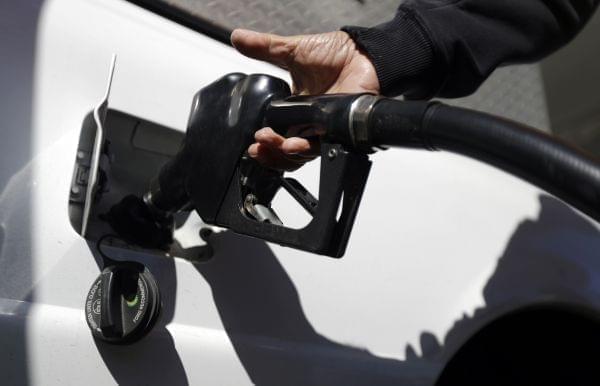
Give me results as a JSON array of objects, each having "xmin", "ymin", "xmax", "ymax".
[{"xmin": 1, "ymin": 1, "xmax": 599, "ymax": 385}]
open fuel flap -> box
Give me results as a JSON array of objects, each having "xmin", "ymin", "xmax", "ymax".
[{"xmin": 68, "ymin": 57, "xmax": 210, "ymax": 262}]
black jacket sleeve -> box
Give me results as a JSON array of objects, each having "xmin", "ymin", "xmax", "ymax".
[{"xmin": 342, "ymin": 0, "xmax": 599, "ymax": 99}]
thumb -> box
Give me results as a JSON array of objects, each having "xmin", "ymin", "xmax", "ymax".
[{"xmin": 231, "ymin": 29, "xmax": 298, "ymax": 68}]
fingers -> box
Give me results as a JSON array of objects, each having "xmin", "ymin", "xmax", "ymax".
[
  {"xmin": 254, "ymin": 127, "xmax": 285, "ymax": 147},
  {"xmin": 281, "ymin": 137, "xmax": 319, "ymax": 157},
  {"xmin": 249, "ymin": 128, "xmax": 320, "ymax": 171},
  {"xmin": 248, "ymin": 143, "xmax": 307, "ymax": 172},
  {"xmin": 255, "ymin": 128, "xmax": 320, "ymax": 156},
  {"xmin": 231, "ymin": 29, "xmax": 299, "ymax": 68}
]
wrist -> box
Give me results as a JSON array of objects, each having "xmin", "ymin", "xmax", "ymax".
[{"xmin": 342, "ymin": 7, "xmax": 439, "ymax": 99}]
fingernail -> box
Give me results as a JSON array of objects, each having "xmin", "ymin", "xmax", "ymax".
[
  {"xmin": 255, "ymin": 127, "xmax": 273, "ymax": 139},
  {"xmin": 231, "ymin": 29, "xmax": 259, "ymax": 41},
  {"xmin": 282, "ymin": 138, "xmax": 309, "ymax": 154},
  {"xmin": 248, "ymin": 143, "xmax": 259, "ymax": 157},
  {"xmin": 230, "ymin": 29, "xmax": 246, "ymax": 45}
]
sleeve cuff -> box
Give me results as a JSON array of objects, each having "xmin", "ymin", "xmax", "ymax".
[{"xmin": 342, "ymin": 7, "xmax": 438, "ymax": 99}]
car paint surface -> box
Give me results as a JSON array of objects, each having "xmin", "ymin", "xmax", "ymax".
[{"xmin": 1, "ymin": 0, "xmax": 599, "ymax": 385}]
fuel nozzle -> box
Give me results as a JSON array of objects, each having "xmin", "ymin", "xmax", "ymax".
[{"xmin": 104, "ymin": 73, "xmax": 373, "ymax": 257}]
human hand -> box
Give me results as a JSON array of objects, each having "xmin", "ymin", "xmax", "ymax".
[{"xmin": 231, "ymin": 29, "xmax": 379, "ymax": 171}]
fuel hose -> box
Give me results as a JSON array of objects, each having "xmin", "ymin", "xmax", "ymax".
[{"xmin": 364, "ymin": 98, "xmax": 600, "ymax": 221}]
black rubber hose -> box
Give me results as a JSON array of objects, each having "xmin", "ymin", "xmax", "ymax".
[{"xmin": 369, "ymin": 100, "xmax": 600, "ymax": 221}]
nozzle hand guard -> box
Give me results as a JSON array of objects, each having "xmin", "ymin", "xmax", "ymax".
[{"xmin": 144, "ymin": 73, "xmax": 372, "ymax": 257}]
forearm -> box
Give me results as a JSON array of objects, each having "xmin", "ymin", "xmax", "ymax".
[{"xmin": 343, "ymin": 0, "xmax": 599, "ymax": 98}]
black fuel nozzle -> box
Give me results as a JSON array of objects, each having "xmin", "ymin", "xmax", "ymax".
[
  {"xmin": 122, "ymin": 73, "xmax": 373, "ymax": 257},
  {"xmin": 142, "ymin": 73, "xmax": 291, "ymax": 220}
]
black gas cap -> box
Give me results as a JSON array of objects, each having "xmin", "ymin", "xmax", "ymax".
[{"xmin": 85, "ymin": 264, "xmax": 161, "ymax": 344}]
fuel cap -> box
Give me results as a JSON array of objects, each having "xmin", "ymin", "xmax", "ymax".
[{"xmin": 85, "ymin": 264, "xmax": 161, "ymax": 344}]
